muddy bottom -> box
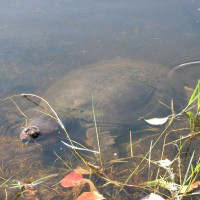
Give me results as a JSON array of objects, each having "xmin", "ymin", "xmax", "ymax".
[{"xmin": 0, "ymin": 110, "xmax": 199, "ymax": 199}]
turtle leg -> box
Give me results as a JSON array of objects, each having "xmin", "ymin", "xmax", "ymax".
[{"xmin": 86, "ymin": 126, "xmax": 119, "ymax": 162}]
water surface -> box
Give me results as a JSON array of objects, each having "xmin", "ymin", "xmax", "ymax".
[{"xmin": 0, "ymin": 0, "xmax": 200, "ymax": 199}]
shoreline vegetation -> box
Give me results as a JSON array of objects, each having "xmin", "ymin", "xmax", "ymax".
[{"xmin": 1, "ymin": 81, "xmax": 200, "ymax": 199}]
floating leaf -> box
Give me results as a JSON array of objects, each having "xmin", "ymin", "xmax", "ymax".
[
  {"xmin": 60, "ymin": 172, "xmax": 83, "ymax": 188},
  {"xmin": 77, "ymin": 191, "xmax": 105, "ymax": 200},
  {"xmin": 140, "ymin": 116, "xmax": 169, "ymax": 125}
]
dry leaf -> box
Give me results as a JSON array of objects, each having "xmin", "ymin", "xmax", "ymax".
[
  {"xmin": 140, "ymin": 116, "xmax": 169, "ymax": 125},
  {"xmin": 191, "ymin": 181, "xmax": 200, "ymax": 189},
  {"xmin": 74, "ymin": 167, "xmax": 90, "ymax": 175}
]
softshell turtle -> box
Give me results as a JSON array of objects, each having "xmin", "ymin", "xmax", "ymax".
[{"xmin": 20, "ymin": 58, "xmax": 182, "ymax": 161}]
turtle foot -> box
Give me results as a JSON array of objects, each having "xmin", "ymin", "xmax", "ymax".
[{"xmin": 86, "ymin": 128, "xmax": 119, "ymax": 162}]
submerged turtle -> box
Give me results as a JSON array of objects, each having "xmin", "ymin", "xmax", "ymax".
[{"xmin": 20, "ymin": 58, "xmax": 182, "ymax": 161}]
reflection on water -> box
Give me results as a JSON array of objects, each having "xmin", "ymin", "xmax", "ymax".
[
  {"xmin": 169, "ymin": 60, "xmax": 200, "ymax": 89},
  {"xmin": 0, "ymin": 0, "xmax": 200, "ymax": 199},
  {"xmin": 0, "ymin": 0, "xmax": 200, "ymax": 97}
]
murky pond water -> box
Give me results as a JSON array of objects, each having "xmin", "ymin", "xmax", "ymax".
[{"xmin": 0, "ymin": 0, "xmax": 200, "ymax": 199}]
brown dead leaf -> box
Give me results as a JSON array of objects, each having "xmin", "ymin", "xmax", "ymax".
[
  {"xmin": 191, "ymin": 181, "xmax": 200, "ymax": 189},
  {"xmin": 74, "ymin": 166, "xmax": 90, "ymax": 175}
]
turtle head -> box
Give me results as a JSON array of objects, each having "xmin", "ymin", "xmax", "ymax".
[
  {"xmin": 20, "ymin": 126, "xmax": 41, "ymax": 143},
  {"xmin": 20, "ymin": 116, "xmax": 60, "ymax": 144}
]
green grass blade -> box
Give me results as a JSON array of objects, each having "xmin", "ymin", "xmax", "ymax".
[
  {"xmin": 198, "ymin": 80, "xmax": 200, "ymax": 111},
  {"xmin": 187, "ymin": 83, "xmax": 198, "ymax": 106}
]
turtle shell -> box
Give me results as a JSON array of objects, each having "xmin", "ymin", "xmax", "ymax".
[{"xmin": 40, "ymin": 58, "xmax": 177, "ymax": 127}]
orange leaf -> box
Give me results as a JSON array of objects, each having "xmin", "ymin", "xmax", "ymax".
[
  {"xmin": 60, "ymin": 172, "xmax": 83, "ymax": 187},
  {"xmin": 191, "ymin": 181, "xmax": 200, "ymax": 189},
  {"xmin": 77, "ymin": 191, "xmax": 105, "ymax": 200}
]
